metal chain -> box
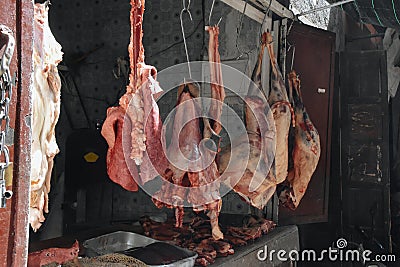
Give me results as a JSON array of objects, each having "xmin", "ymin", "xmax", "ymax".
[{"xmin": 0, "ymin": 25, "xmax": 15, "ymax": 208}]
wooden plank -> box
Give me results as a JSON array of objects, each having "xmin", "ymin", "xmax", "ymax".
[
  {"xmin": 220, "ymin": 0, "xmax": 265, "ymax": 24},
  {"xmin": 257, "ymin": 0, "xmax": 294, "ymax": 19},
  {"xmin": 220, "ymin": 0, "xmax": 293, "ymax": 24},
  {"xmin": 272, "ymin": 20, "xmax": 280, "ymax": 59}
]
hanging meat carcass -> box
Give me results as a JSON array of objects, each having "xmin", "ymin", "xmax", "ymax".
[
  {"xmin": 152, "ymin": 26, "xmax": 225, "ymax": 240},
  {"xmin": 30, "ymin": 2, "xmax": 63, "ymax": 231},
  {"xmin": 206, "ymin": 26, "xmax": 225, "ymax": 135},
  {"xmin": 279, "ymin": 70, "xmax": 320, "ymax": 210},
  {"xmin": 101, "ymin": 0, "xmax": 168, "ymax": 191},
  {"xmin": 217, "ymin": 33, "xmax": 278, "ymax": 209},
  {"xmin": 265, "ymin": 32, "xmax": 294, "ymax": 185}
]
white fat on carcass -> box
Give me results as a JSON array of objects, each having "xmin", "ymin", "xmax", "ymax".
[{"xmin": 30, "ymin": 3, "xmax": 63, "ymax": 232}]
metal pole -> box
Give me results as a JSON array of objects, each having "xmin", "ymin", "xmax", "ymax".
[{"xmin": 298, "ymin": 0, "xmax": 355, "ymax": 17}]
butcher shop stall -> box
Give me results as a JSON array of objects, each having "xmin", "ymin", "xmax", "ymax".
[{"xmin": 1, "ymin": 0, "xmax": 400, "ymax": 266}]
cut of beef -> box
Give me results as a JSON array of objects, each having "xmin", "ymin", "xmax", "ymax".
[
  {"xmin": 140, "ymin": 215, "xmax": 275, "ymax": 266},
  {"xmin": 28, "ymin": 241, "xmax": 79, "ymax": 267},
  {"xmin": 152, "ymin": 83, "xmax": 223, "ymax": 239},
  {"xmin": 265, "ymin": 32, "xmax": 294, "ymax": 185},
  {"xmin": 206, "ymin": 26, "xmax": 225, "ymax": 135},
  {"xmin": 279, "ymin": 70, "xmax": 320, "ymax": 209},
  {"xmin": 101, "ymin": 106, "xmax": 139, "ymax": 191},
  {"xmin": 101, "ymin": 0, "xmax": 167, "ymax": 190},
  {"xmin": 152, "ymin": 26, "xmax": 225, "ymax": 241},
  {"xmin": 217, "ymin": 34, "xmax": 276, "ymax": 210},
  {"xmin": 30, "ymin": 2, "xmax": 63, "ymax": 232}
]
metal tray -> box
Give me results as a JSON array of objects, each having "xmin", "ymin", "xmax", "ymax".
[{"xmin": 83, "ymin": 231, "xmax": 197, "ymax": 267}]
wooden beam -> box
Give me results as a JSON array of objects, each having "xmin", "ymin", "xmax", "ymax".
[
  {"xmin": 220, "ymin": 0, "xmax": 294, "ymax": 24},
  {"xmin": 257, "ymin": 0, "xmax": 294, "ymax": 19},
  {"xmin": 220, "ymin": 0, "xmax": 265, "ymax": 24}
]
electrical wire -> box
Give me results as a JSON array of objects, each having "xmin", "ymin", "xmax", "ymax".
[{"xmin": 147, "ymin": 20, "xmax": 203, "ymax": 59}]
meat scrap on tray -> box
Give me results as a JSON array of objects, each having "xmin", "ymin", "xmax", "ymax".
[{"xmin": 140, "ymin": 215, "xmax": 275, "ymax": 266}]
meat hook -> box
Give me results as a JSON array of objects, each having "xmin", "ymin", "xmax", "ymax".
[
  {"xmin": 290, "ymin": 46, "xmax": 295, "ymax": 71},
  {"xmin": 235, "ymin": 0, "xmax": 250, "ymax": 60},
  {"xmin": 180, "ymin": 0, "xmax": 193, "ymax": 79},
  {"xmin": 208, "ymin": 0, "xmax": 223, "ymax": 26}
]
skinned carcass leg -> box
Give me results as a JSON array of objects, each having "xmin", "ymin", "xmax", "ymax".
[
  {"xmin": 153, "ymin": 84, "xmax": 223, "ymax": 239},
  {"xmin": 279, "ymin": 71, "xmax": 320, "ymax": 209},
  {"xmin": 265, "ymin": 32, "xmax": 293, "ymax": 185},
  {"xmin": 217, "ymin": 33, "xmax": 277, "ymax": 210},
  {"xmin": 218, "ymin": 96, "xmax": 276, "ymax": 210},
  {"xmin": 152, "ymin": 26, "xmax": 225, "ymax": 240}
]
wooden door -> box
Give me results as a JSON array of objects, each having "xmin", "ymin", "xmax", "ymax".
[
  {"xmin": 340, "ymin": 50, "xmax": 391, "ymax": 252},
  {"xmin": 279, "ymin": 22, "xmax": 335, "ymax": 224},
  {"xmin": 0, "ymin": 1, "xmax": 33, "ymax": 266}
]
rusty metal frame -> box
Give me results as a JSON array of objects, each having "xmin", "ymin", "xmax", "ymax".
[{"xmin": 6, "ymin": 1, "xmax": 34, "ymax": 266}]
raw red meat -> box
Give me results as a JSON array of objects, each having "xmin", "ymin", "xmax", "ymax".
[
  {"xmin": 152, "ymin": 83, "xmax": 223, "ymax": 239},
  {"xmin": 206, "ymin": 26, "xmax": 225, "ymax": 135},
  {"xmin": 101, "ymin": 106, "xmax": 139, "ymax": 191},
  {"xmin": 140, "ymin": 216, "xmax": 275, "ymax": 267},
  {"xmin": 152, "ymin": 26, "xmax": 225, "ymax": 240},
  {"xmin": 101, "ymin": 0, "xmax": 167, "ymax": 190},
  {"xmin": 28, "ymin": 241, "xmax": 79, "ymax": 267},
  {"xmin": 265, "ymin": 32, "xmax": 294, "ymax": 185},
  {"xmin": 226, "ymin": 226, "xmax": 262, "ymax": 241},
  {"xmin": 217, "ymin": 34, "xmax": 276, "ymax": 209},
  {"xmin": 223, "ymin": 235, "xmax": 247, "ymax": 247},
  {"xmin": 279, "ymin": 70, "xmax": 320, "ymax": 209}
]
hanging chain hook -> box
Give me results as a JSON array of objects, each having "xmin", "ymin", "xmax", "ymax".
[{"xmin": 180, "ymin": 0, "xmax": 193, "ymax": 79}]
